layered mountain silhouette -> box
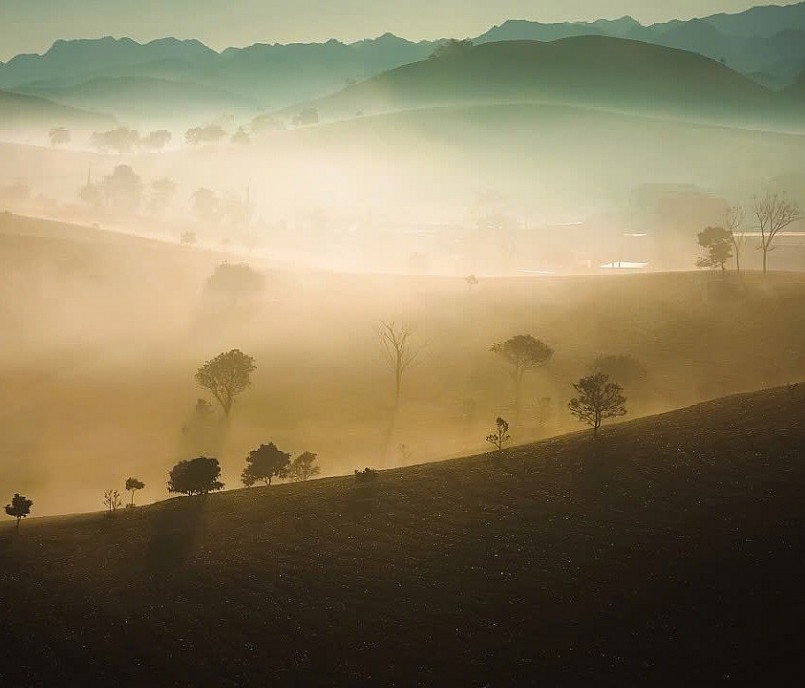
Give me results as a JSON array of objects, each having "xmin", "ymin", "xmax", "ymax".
[{"xmin": 0, "ymin": 1, "xmax": 802, "ymax": 120}]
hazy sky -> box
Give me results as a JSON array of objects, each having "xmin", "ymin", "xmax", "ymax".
[{"xmin": 0, "ymin": 1, "xmax": 800, "ymax": 60}]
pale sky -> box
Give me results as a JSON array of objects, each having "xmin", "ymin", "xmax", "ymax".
[{"xmin": 0, "ymin": 0, "xmax": 800, "ymax": 61}]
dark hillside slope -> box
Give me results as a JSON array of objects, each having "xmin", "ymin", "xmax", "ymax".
[
  {"xmin": 0, "ymin": 385, "xmax": 803, "ymax": 685},
  {"xmin": 300, "ymin": 37, "xmax": 787, "ymax": 127}
]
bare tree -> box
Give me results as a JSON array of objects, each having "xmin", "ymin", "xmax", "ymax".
[
  {"xmin": 377, "ymin": 322, "xmax": 420, "ymax": 410},
  {"xmin": 724, "ymin": 205, "xmax": 746, "ymax": 273},
  {"xmin": 753, "ymin": 192, "xmax": 801, "ymax": 274},
  {"xmin": 103, "ymin": 489, "xmax": 122, "ymax": 515}
]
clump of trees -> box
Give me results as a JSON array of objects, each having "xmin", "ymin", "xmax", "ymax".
[
  {"xmin": 5, "ymin": 493, "xmax": 33, "ymax": 530},
  {"xmin": 354, "ymin": 467, "xmax": 378, "ymax": 483},
  {"xmin": 168, "ymin": 457, "xmax": 224, "ymax": 496},
  {"xmin": 195, "ymin": 349, "xmax": 256, "ymax": 417},
  {"xmin": 186, "ymin": 124, "xmax": 226, "ymax": 146},
  {"xmin": 292, "ymin": 107, "xmax": 319, "ymax": 127},
  {"xmin": 125, "ymin": 478, "xmax": 145, "ymax": 507},
  {"xmin": 429, "ymin": 38, "xmax": 474, "ymax": 59},
  {"xmin": 568, "ymin": 373, "xmax": 627, "ymax": 436},
  {"xmin": 90, "ymin": 127, "xmax": 141, "ymax": 153},
  {"xmin": 140, "ymin": 130, "xmax": 172, "ymax": 150},
  {"xmin": 241, "ymin": 443, "xmax": 291, "ymax": 486},
  {"xmin": 486, "ymin": 417, "xmax": 511, "ymax": 452}
]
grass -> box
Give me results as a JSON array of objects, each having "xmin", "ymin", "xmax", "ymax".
[{"xmin": 0, "ymin": 384, "xmax": 803, "ymax": 685}]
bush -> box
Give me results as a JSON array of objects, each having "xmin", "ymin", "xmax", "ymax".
[{"xmin": 354, "ymin": 467, "xmax": 378, "ymax": 483}]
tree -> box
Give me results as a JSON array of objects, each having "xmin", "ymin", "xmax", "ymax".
[
  {"xmin": 465, "ymin": 274, "xmax": 479, "ymax": 289},
  {"xmin": 286, "ymin": 451, "xmax": 321, "ymax": 482},
  {"xmin": 292, "ymin": 107, "xmax": 319, "ymax": 127},
  {"xmin": 429, "ymin": 38, "xmax": 474, "ymax": 59},
  {"xmin": 377, "ymin": 321, "xmax": 420, "ymax": 410},
  {"xmin": 90, "ymin": 127, "xmax": 140, "ymax": 153},
  {"xmin": 5, "ymin": 493, "xmax": 33, "ymax": 531},
  {"xmin": 724, "ymin": 205, "xmax": 746, "ymax": 273},
  {"xmin": 185, "ymin": 124, "xmax": 226, "ymax": 146},
  {"xmin": 241, "ymin": 443, "xmax": 291, "ymax": 486},
  {"xmin": 591, "ymin": 354, "xmax": 647, "ymax": 393},
  {"xmin": 102, "ymin": 164, "xmax": 143, "ymax": 214},
  {"xmin": 251, "ymin": 115, "xmax": 285, "ymax": 135},
  {"xmin": 103, "ymin": 489, "xmax": 123, "ymax": 515},
  {"xmin": 192, "ymin": 187, "xmax": 219, "ymax": 223},
  {"xmin": 486, "ymin": 417, "xmax": 510, "ymax": 452},
  {"xmin": 125, "ymin": 478, "xmax": 145, "ymax": 507},
  {"xmin": 180, "ymin": 231, "xmax": 198, "ymax": 246},
  {"xmin": 204, "ymin": 262, "xmax": 265, "ymax": 300},
  {"xmin": 149, "ymin": 177, "xmax": 177, "ymax": 214},
  {"xmin": 195, "ymin": 349, "xmax": 256, "ymax": 417},
  {"xmin": 49, "ymin": 127, "xmax": 70, "ymax": 147},
  {"xmin": 168, "ymin": 457, "xmax": 224, "ymax": 496},
  {"xmin": 141, "ymin": 130, "xmax": 172, "ymax": 150},
  {"xmin": 695, "ymin": 226, "xmax": 733, "ymax": 272},
  {"xmin": 491, "ymin": 335, "xmax": 553, "ymax": 423},
  {"xmin": 231, "ymin": 127, "xmax": 250, "ymax": 145},
  {"xmin": 754, "ymin": 191, "xmax": 801, "ymax": 274},
  {"xmin": 568, "ymin": 372, "xmax": 627, "ymax": 437}
]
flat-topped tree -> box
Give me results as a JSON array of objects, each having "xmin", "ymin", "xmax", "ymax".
[
  {"xmin": 568, "ymin": 372, "xmax": 627, "ymax": 437},
  {"xmin": 195, "ymin": 349, "xmax": 256, "ymax": 417},
  {"xmin": 491, "ymin": 335, "xmax": 553, "ymax": 424},
  {"xmin": 125, "ymin": 478, "xmax": 145, "ymax": 507},
  {"xmin": 5, "ymin": 493, "xmax": 33, "ymax": 531},
  {"xmin": 241, "ymin": 443, "xmax": 291, "ymax": 486}
]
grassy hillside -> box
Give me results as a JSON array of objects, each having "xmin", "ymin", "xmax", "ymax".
[
  {"xmin": 294, "ymin": 38, "xmax": 791, "ymax": 129},
  {"xmin": 0, "ymin": 385, "xmax": 802, "ymax": 684}
]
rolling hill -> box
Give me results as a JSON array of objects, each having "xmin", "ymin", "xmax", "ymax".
[
  {"xmin": 0, "ymin": 384, "xmax": 802, "ymax": 684},
  {"xmin": 289, "ymin": 38, "xmax": 790, "ymax": 129},
  {"xmin": 15, "ymin": 76, "xmax": 261, "ymax": 125},
  {"xmin": 0, "ymin": 88, "xmax": 112, "ymax": 130}
]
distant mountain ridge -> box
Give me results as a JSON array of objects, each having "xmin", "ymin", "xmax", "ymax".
[{"xmin": 0, "ymin": 2, "xmax": 803, "ymax": 111}]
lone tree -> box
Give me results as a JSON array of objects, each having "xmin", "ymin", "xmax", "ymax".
[
  {"xmin": 724, "ymin": 205, "xmax": 746, "ymax": 273},
  {"xmin": 103, "ymin": 489, "xmax": 123, "ymax": 515},
  {"xmin": 195, "ymin": 349, "xmax": 256, "ymax": 417},
  {"xmin": 168, "ymin": 457, "xmax": 224, "ymax": 496},
  {"xmin": 241, "ymin": 443, "xmax": 291, "ymax": 486},
  {"xmin": 5, "ymin": 493, "xmax": 33, "ymax": 530},
  {"xmin": 377, "ymin": 322, "xmax": 420, "ymax": 410},
  {"xmin": 49, "ymin": 127, "xmax": 71, "ymax": 147},
  {"xmin": 465, "ymin": 274, "xmax": 479, "ymax": 289},
  {"xmin": 754, "ymin": 191, "xmax": 801, "ymax": 274},
  {"xmin": 125, "ymin": 477, "xmax": 145, "ymax": 507},
  {"xmin": 696, "ymin": 226, "xmax": 733, "ymax": 272},
  {"xmin": 286, "ymin": 451, "xmax": 321, "ymax": 482},
  {"xmin": 204, "ymin": 262, "xmax": 265, "ymax": 301},
  {"xmin": 491, "ymin": 335, "xmax": 553, "ymax": 423},
  {"xmin": 486, "ymin": 417, "xmax": 511, "ymax": 452},
  {"xmin": 568, "ymin": 372, "xmax": 627, "ymax": 437}
]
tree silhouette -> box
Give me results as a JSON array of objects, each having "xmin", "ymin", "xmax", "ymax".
[
  {"xmin": 185, "ymin": 125, "xmax": 226, "ymax": 146},
  {"xmin": 568, "ymin": 372, "xmax": 627, "ymax": 437},
  {"xmin": 377, "ymin": 321, "xmax": 420, "ymax": 411},
  {"xmin": 724, "ymin": 205, "xmax": 746, "ymax": 273},
  {"xmin": 486, "ymin": 417, "xmax": 510, "ymax": 452},
  {"xmin": 5, "ymin": 493, "xmax": 33, "ymax": 531},
  {"xmin": 192, "ymin": 187, "xmax": 219, "ymax": 223},
  {"xmin": 292, "ymin": 107, "xmax": 319, "ymax": 126},
  {"xmin": 465, "ymin": 274, "xmax": 479, "ymax": 289},
  {"xmin": 204, "ymin": 263, "xmax": 264, "ymax": 300},
  {"xmin": 149, "ymin": 177, "xmax": 177, "ymax": 214},
  {"xmin": 125, "ymin": 477, "xmax": 145, "ymax": 507},
  {"xmin": 696, "ymin": 226, "xmax": 733, "ymax": 272},
  {"xmin": 287, "ymin": 451, "xmax": 321, "ymax": 482},
  {"xmin": 49, "ymin": 127, "xmax": 70, "ymax": 147},
  {"xmin": 168, "ymin": 457, "xmax": 224, "ymax": 496},
  {"xmin": 90, "ymin": 127, "xmax": 140, "ymax": 153},
  {"xmin": 491, "ymin": 335, "xmax": 553, "ymax": 424},
  {"xmin": 103, "ymin": 489, "xmax": 122, "ymax": 515},
  {"xmin": 241, "ymin": 443, "xmax": 291, "ymax": 486},
  {"xmin": 429, "ymin": 38, "xmax": 474, "ymax": 59},
  {"xmin": 754, "ymin": 192, "xmax": 801, "ymax": 274},
  {"xmin": 195, "ymin": 349, "xmax": 256, "ymax": 417},
  {"xmin": 141, "ymin": 130, "xmax": 172, "ymax": 150},
  {"xmin": 102, "ymin": 164, "xmax": 143, "ymax": 214}
]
